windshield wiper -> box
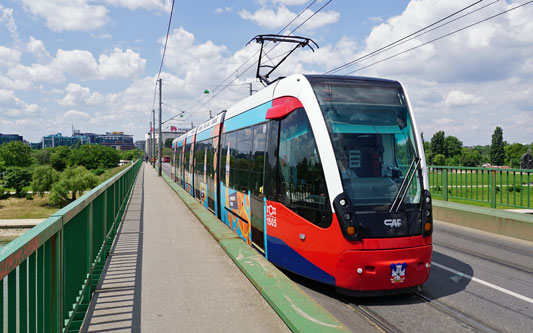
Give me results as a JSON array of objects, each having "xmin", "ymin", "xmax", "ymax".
[{"xmin": 390, "ymin": 157, "xmax": 420, "ymax": 212}]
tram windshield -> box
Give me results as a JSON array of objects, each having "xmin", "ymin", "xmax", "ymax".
[{"xmin": 309, "ymin": 77, "xmax": 422, "ymax": 209}]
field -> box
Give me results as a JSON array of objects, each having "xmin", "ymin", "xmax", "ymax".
[
  {"xmin": 0, "ymin": 164, "xmax": 131, "ymax": 219},
  {"xmin": 428, "ymin": 168, "xmax": 532, "ymax": 209},
  {"xmin": 0, "ymin": 194, "xmax": 58, "ymax": 219}
]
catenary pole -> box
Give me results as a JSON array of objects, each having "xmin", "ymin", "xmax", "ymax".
[
  {"xmin": 152, "ymin": 109, "xmax": 156, "ymax": 168},
  {"xmin": 158, "ymin": 78, "xmax": 162, "ymax": 177}
]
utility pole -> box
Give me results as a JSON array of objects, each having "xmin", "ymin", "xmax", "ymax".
[
  {"xmin": 158, "ymin": 78, "xmax": 162, "ymax": 177},
  {"xmin": 152, "ymin": 109, "xmax": 156, "ymax": 168},
  {"xmin": 149, "ymin": 120, "xmax": 152, "ymax": 162},
  {"xmin": 209, "ymin": 110, "xmax": 212, "ymax": 119}
]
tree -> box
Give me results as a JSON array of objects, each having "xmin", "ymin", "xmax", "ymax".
[
  {"xmin": 33, "ymin": 148, "xmax": 53, "ymax": 165},
  {"xmin": 164, "ymin": 138, "xmax": 174, "ymax": 148},
  {"xmin": 70, "ymin": 145, "xmax": 120, "ymax": 170},
  {"xmin": 31, "ymin": 165, "xmax": 59, "ymax": 197},
  {"xmin": 461, "ymin": 147, "xmax": 481, "ymax": 167},
  {"xmin": 504, "ymin": 143, "xmax": 527, "ymax": 168},
  {"xmin": 120, "ymin": 149, "xmax": 143, "ymax": 161},
  {"xmin": 50, "ymin": 146, "xmax": 72, "ymax": 171},
  {"xmin": 433, "ymin": 154, "xmax": 446, "ymax": 166},
  {"xmin": 49, "ymin": 166, "xmax": 99, "ymax": 206},
  {"xmin": 4, "ymin": 166, "xmax": 32, "ymax": 197},
  {"xmin": 431, "ymin": 131, "xmax": 446, "ymax": 159},
  {"xmin": 0, "ymin": 141, "xmax": 33, "ymax": 169},
  {"xmin": 444, "ymin": 136, "xmax": 463, "ymax": 158},
  {"xmin": 490, "ymin": 126, "xmax": 505, "ymax": 166}
]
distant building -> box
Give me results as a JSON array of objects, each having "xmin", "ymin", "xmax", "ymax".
[
  {"xmin": 0, "ymin": 133, "xmax": 23, "ymax": 145},
  {"xmin": 135, "ymin": 140, "xmax": 146, "ymax": 151},
  {"xmin": 96, "ymin": 132, "xmax": 135, "ymax": 150},
  {"xmin": 41, "ymin": 133, "xmax": 90, "ymax": 148}
]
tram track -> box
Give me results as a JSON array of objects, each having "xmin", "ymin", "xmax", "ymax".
[
  {"xmin": 345, "ymin": 302, "xmax": 405, "ymax": 333},
  {"xmin": 433, "ymin": 240, "xmax": 533, "ymax": 276},
  {"xmin": 412, "ymin": 292, "xmax": 500, "ymax": 333}
]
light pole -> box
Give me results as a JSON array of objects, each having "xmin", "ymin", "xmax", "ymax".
[{"xmin": 158, "ymin": 78, "xmax": 162, "ymax": 177}]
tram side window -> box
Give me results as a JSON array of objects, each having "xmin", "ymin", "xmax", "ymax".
[
  {"xmin": 221, "ymin": 131, "xmax": 237, "ymax": 188},
  {"xmin": 234, "ymin": 127, "xmax": 252, "ymax": 193},
  {"xmin": 184, "ymin": 143, "xmax": 191, "ymax": 175},
  {"xmin": 251, "ymin": 123, "xmax": 267, "ymax": 197},
  {"xmin": 194, "ymin": 141, "xmax": 206, "ymax": 198},
  {"xmin": 278, "ymin": 108, "xmax": 332, "ymax": 227}
]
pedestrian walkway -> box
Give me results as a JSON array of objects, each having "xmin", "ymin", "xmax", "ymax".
[{"xmin": 81, "ymin": 164, "xmax": 288, "ymax": 332}]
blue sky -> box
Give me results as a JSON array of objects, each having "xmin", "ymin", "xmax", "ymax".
[{"xmin": 0, "ymin": 0, "xmax": 531, "ymax": 146}]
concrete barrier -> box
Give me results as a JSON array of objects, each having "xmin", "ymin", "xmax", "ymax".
[{"xmin": 433, "ymin": 200, "xmax": 533, "ymax": 242}]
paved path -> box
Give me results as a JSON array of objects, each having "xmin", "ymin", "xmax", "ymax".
[{"xmin": 82, "ymin": 164, "xmax": 288, "ymax": 332}]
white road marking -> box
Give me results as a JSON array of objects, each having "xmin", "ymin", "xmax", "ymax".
[{"xmin": 433, "ymin": 262, "xmax": 533, "ymax": 304}]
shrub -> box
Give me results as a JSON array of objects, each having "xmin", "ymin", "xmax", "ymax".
[
  {"xmin": 3, "ymin": 166, "xmax": 32, "ymax": 197},
  {"xmin": 32, "ymin": 165, "xmax": 59, "ymax": 197},
  {"xmin": 49, "ymin": 166, "xmax": 99, "ymax": 206},
  {"xmin": 0, "ymin": 186, "xmax": 8, "ymax": 199}
]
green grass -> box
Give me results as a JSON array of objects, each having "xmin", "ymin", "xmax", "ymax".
[
  {"xmin": 0, "ymin": 194, "xmax": 58, "ymax": 219},
  {"xmin": 429, "ymin": 169, "xmax": 532, "ymax": 208},
  {"xmin": 0, "ymin": 164, "xmax": 132, "ymax": 219}
]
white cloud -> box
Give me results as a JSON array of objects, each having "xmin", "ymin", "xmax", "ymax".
[
  {"xmin": 97, "ymin": 48, "xmax": 146, "ymax": 79},
  {"xmin": 50, "ymin": 48, "xmax": 145, "ymax": 81},
  {"xmin": 239, "ymin": 6, "xmax": 339, "ymax": 31},
  {"xmin": 0, "ymin": 89, "xmax": 44, "ymax": 118},
  {"xmin": 26, "ymin": 37, "xmax": 51, "ymax": 63},
  {"xmin": 103, "ymin": 0, "xmax": 172, "ymax": 12},
  {"xmin": 215, "ymin": 6, "xmax": 233, "ymax": 14},
  {"xmin": 0, "ymin": 5, "xmax": 19, "ymax": 42},
  {"xmin": 445, "ymin": 90, "xmax": 481, "ymax": 107},
  {"xmin": 7, "ymin": 63, "xmax": 63, "ymax": 84},
  {"xmin": 59, "ymin": 83, "xmax": 105, "ymax": 106},
  {"xmin": 64, "ymin": 109, "xmax": 90, "ymax": 120},
  {"xmin": 0, "ymin": 46, "xmax": 21, "ymax": 67},
  {"xmin": 21, "ymin": 0, "xmax": 108, "ymax": 32}
]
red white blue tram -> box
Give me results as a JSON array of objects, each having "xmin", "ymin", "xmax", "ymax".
[{"xmin": 172, "ymin": 74, "xmax": 433, "ymax": 295}]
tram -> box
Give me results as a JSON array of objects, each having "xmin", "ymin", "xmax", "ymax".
[{"xmin": 172, "ymin": 74, "xmax": 432, "ymax": 295}]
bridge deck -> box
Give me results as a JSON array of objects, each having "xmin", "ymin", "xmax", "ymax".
[{"xmin": 81, "ymin": 164, "xmax": 288, "ymax": 332}]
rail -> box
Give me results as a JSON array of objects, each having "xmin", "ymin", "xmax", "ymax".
[
  {"xmin": 428, "ymin": 165, "xmax": 532, "ymax": 209},
  {"xmin": 0, "ymin": 160, "xmax": 142, "ymax": 332}
]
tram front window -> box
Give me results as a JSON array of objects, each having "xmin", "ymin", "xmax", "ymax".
[{"xmin": 309, "ymin": 76, "xmax": 422, "ymax": 209}]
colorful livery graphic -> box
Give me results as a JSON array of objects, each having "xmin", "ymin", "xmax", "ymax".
[{"xmin": 172, "ymin": 74, "xmax": 433, "ymax": 295}]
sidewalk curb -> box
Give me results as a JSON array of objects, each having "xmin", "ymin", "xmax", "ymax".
[{"xmin": 161, "ymin": 172, "xmax": 349, "ymax": 332}]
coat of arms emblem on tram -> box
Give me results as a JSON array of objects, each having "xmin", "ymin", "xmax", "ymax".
[{"xmin": 390, "ymin": 263, "xmax": 407, "ymax": 284}]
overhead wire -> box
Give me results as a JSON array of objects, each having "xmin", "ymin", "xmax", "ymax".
[
  {"xmin": 151, "ymin": 0, "xmax": 176, "ymax": 112},
  {"xmin": 325, "ymin": 0, "xmax": 487, "ymax": 75},
  {"xmin": 344, "ymin": 0, "xmax": 533, "ymax": 75},
  {"xmin": 186, "ymin": 0, "xmax": 334, "ymax": 120}
]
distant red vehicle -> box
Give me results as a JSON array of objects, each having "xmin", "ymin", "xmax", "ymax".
[{"xmin": 163, "ymin": 156, "xmax": 170, "ymax": 163}]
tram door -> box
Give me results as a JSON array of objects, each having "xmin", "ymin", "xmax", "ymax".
[{"xmin": 250, "ymin": 123, "xmax": 267, "ymax": 252}]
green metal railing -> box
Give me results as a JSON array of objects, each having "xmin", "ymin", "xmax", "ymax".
[
  {"xmin": 428, "ymin": 165, "xmax": 532, "ymax": 209},
  {"xmin": 0, "ymin": 160, "xmax": 141, "ymax": 332}
]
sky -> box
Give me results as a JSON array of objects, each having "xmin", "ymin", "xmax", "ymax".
[{"xmin": 0, "ymin": 0, "xmax": 532, "ymax": 146}]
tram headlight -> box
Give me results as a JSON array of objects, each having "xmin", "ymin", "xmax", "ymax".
[
  {"xmin": 425, "ymin": 210, "xmax": 431, "ymax": 217},
  {"xmin": 346, "ymin": 226, "xmax": 356, "ymax": 236},
  {"xmin": 424, "ymin": 222, "xmax": 432, "ymax": 232},
  {"xmin": 343, "ymin": 212, "xmax": 352, "ymax": 221},
  {"xmin": 339, "ymin": 198, "xmax": 347, "ymax": 206}
]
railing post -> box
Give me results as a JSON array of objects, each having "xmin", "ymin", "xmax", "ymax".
[
  {"xmin": 443, "ymin": 168, "xmax": 448, "ymax": 201},
  {"xmin": 491, "ymin": 170, "xmax": 497, "ymax": 208}
]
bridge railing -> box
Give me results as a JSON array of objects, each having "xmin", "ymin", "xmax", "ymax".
[
  {"xmin": 428, "ymin": 165, "xmax": 532, "ymax": 209},
  {"xmin": 0, "ymin": 160, "xmax": 141, "ymax": 332}
]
